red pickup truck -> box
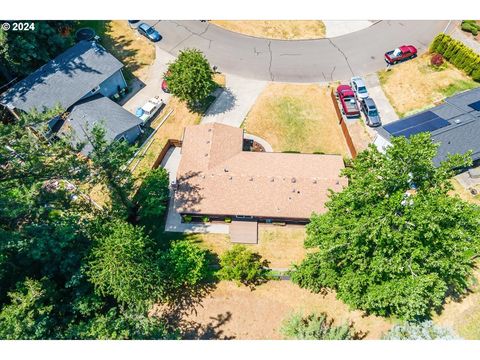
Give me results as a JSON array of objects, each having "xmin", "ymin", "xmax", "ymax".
[
  {"xmin": 384, "ymin": 45, "xmax": 417, "ymax": 65},
  {"xmin": 336, "ymin": 85, "xmax": 360, "ymax": 117}
]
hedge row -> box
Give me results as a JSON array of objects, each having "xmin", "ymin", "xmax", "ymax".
[
  {"xmin": 430, "ymin": 33, "xmax": 480, "ymax": 81},
  {"xmin": 461, "ymin": 20, "xmax": 480, "ymax": 36}
]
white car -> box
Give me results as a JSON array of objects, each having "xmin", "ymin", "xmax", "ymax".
[
  {"xmin": 350, "ymin": 76, "xmax": 369, "ymax": 99},
  {"xmin": 136, "ymin": 97, "xmax": 164, "ymax": 125}
]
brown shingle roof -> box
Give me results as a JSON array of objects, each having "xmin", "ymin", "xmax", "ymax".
[{"xmin": 174, "ymin": 123, "xmax": 347, "ymax": 220}]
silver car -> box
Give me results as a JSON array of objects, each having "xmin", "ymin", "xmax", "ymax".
[
  {"xmin": 350, "ymin": 76, "xmax": 369, "ymax": 99},
  {"xmin": 360, "ymin": 97, "xmax": 381, "ymax": 127}
]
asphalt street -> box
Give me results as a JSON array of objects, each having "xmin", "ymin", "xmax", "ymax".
[{"xmin": 146, "ymin": 20, "xmax": 449, "ymax": 83}]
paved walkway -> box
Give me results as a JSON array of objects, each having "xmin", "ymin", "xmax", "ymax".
[
  {"xmin": 201, "ymin": 74, "xmax": 266, "ymax": 127},
  {"xmin": 364, "ymin": 73, "xmax": 398, "ymax": 125},
  {"xmin": 449, "ymin": 26, "xmax": 480, "ymax": 55},
  {"xmin": 324, "ymin": 20, "xmax": 375, "ymax": 38}
]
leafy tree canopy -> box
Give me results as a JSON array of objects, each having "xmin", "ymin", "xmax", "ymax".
[
  {"xmin": 292, "ymin": 133, "xmax": 480, "ymax": 320},
  {"xmin": 0, "ymin": 21, "xmax": 74, "ymax": 79},
  {"xmin": 218, "ymin": 245, "xmax": 269, "ymax": 288},
  {"xmin": 166, "ymin": 49, "xmax": 216, "ymax": 108}
]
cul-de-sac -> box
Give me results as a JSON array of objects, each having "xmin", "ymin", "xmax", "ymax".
[{"xmin": 1, "ymin": 20, "xmax": 480, "ymax": 340}]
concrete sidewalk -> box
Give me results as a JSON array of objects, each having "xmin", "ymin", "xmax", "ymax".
[
  {"xmin": 364, "ymin": 73, "xmax": 398, "ymax": 126},
  {"xmin": 324, "ymin": 21, "xmax": 375, "ymax": 38},
  {"xmin": 201, "ymin": 74, "xmax": 266, "ymax": 127},
  {"xmin": 449, "ymin": 26, "xmax": 480, "ymax": 55}
]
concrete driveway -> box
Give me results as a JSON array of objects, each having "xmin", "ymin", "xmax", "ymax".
[
  {"xmin": 146, "ymin": 20, "xmax": 448, "ymax": 82},
  {"xmin": 201, "ymin": 74, "xmax": 266, "ymax": 127},
  {"xmin": 364, "ymin": 73, "xmax": 398, "ymax": 125}
]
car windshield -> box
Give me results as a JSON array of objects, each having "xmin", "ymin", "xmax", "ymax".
[
  {"xmin": 358, "ymin": 86, "xmax": 367, "ymax": 93},
  {"xmin": 369, "ymin": 109, "xmax": 378, "ymax": 117},
  {"xmin": 146, "ymin": 27, "xmax": 155, "ymax": 35}
]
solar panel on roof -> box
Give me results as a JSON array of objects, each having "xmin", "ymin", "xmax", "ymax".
[
  {"xmin": 384, "ymin": 111, "xmax": 438, "ymax": 134},
  {"xmin": 468, "ymin": 100, "xmax": 480, "ymax": 111},
  {"xmin": 383, "ymin": 111, "xmax": 451, "ymax": 138}
]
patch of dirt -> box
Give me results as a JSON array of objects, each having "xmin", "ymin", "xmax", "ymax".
[
  {"xmin": 182, "ymin": 281, "xmax": 393, "ymax": 340},
  {"xmin": 346, "ymin": 120, "xmax": 374, "ymax": 153},
  {"xmin": 210, "ymin": 21, "xmax": 325, "ymax": 40}
]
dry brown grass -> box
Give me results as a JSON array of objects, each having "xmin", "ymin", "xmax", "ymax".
[
  {"xmin": 191, "ymin": 225, "xmax": 310, "ymax": 268},
  {"xmin": 434, "ymin": 269, "xmax": 480, "ymax": 339},
  {"xmin": 104, "ymin": 21, "xmax": 156, "ymax": 82},
  {"xmin": 242, "ymin": 83, "xmax": 349, "ymax": 156},
  {"xmin": 378, "ymin": 54, "xmax": 479, "ymax": 117},
  {"xmin": 210, "ymin": 21, "xmax": 325, "ymax": 40},
  {"xmin": 131, "ymin": 97, "xmax": 203, "ymax": 176},
  {"xmin": 449, "ymin": 178, "xmax": 480, "ymax": 205},
  {"xmin": 183, "ymin": 280, "xmax": 393, "ymax": 339}
]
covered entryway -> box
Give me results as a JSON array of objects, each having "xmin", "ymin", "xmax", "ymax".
[{"xmin": 229, "ymin": 221, "xmax": 258, "ymax": 244}]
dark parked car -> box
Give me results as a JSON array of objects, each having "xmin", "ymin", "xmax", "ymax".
[
  {"xmin": 360, "ymin": 97, "xmax": 381, "ymax": 127},
  {"xmin": 384, "ymin": 45, "xmax": 417, "ymax": 65},
  {"xmin": 137, "ymin": 23, "xmax": 162, "ymax": 42},
  {"xmin": 128, "ymin": 20, "xmax": 140, "ymax": 28}
]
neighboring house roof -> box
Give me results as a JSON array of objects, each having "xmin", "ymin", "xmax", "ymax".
[
  {"xmin": 174, "ymin": 123, "xmax": 347, "ymax": 220},
  {"xmin": 58, "ymin": 95, "xmax": 142, "ymax": 155},
  {"xmin": 376, "ymin": 87, "xmax": 480, "ymax": 166},
  {"xmin": 0, "ymin": 40, "xmax": 124, "ymax": 113}
]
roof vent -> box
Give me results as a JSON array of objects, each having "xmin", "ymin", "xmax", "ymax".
[
  {"xmin": 229, "ymin": 176, "xmax": 233, "ymax": 180},
  {"xmin": 312, "ymin": 179, "xmax": 317, "ymax": 184},
  {"xmin": 291, "ymin": 178, "xmax": 296, "ymax": 183},
  {"xmin": 270, "ymin": 177, "xmax": 274, "ymax": 182},
  {"xmin": 249, "ymin": 177, "xmax": 254, "ymax": 181},
  {"xmin": 224, "ymin": 168, "xmax": 229, "ymax": 172},
  {"xmin": 204, "ymin": 153, "xmax": 208, "ymax": 157},
  {"xmin": 206, "ymin": 140, "xmax": 210, "ymax": 144},
  {"xmin": 336, "ymin": 180, "xmax": 340, "ymax": 185},
  {"xmin": 454, "ymin": 119, "xmax": 461, "ymax": 124},
  {"xmin": 208, "ymin": 128, "xmax": 212, "ymax": 132}
]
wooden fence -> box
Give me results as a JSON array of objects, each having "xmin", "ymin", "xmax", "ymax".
[
  {"xmin": 330, "ymin": 88, "xmax": 357, "ymax": 159},
  {"xmin": 151, "ymin": 139, "xmax": 182, "ymax": 169}
]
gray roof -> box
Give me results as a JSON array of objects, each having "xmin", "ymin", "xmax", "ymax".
[
  {"xmin": 0, "ymin": 41, "xmax": 124, "ymax": 113},
  {"xmin": 377, "ymin": 87, "xmax": 480, "ymax": 166},
  {"xmin": 59, "ymin": 95, "xmax": 142, "ymax": 155}
]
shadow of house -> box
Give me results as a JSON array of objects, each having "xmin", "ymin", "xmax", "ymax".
[{"xmin": 0, "ymin": 40, "xmax": 142, "ymax": 155}]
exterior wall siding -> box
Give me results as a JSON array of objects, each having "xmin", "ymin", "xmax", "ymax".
[
  {"xmin": 116, "ymin": 125, "xmax": 142, "ymax": 144},
  {"xmin": 79, "ymin": 70, "xmax": 127, "ymax": 101}
]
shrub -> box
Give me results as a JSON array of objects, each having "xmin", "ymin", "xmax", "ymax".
[
  {"xmin": 224, "ymin": 217, "xmax": 232, "ymax": 223},
  {"xmin": 281, "ymin": 312, "xmax": 356, "ymax": 340},
  {"xmin": 202, "ymin": 216, "xmax": 210, "ymax": 223},
  {"xmin": 183, "ymin": 215, "xmax": 192, "ymax": 223},
  {"xmin": 382, "ymin": 321, "xmax": 459, "ymax": 340},
  {"xmin": 430, "ymin": 33, "xmax": 480, "ymax": 81},
  {"xmin": 217, "ymin": 245, "xmax": 269, "ymax": 287},
  {"xmin": 461, "ymin": 20, "xmax": 480, "ymax": 36},
  {"xmin": 430, "ymin": 53, "xmax": 444, "ymax": 67}
]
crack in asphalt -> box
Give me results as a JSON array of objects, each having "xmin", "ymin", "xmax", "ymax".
[
  {"xmin": 267, "ymin": 41, "xmax": 274, "ymax": 81},
  {"xmin": 169, "ymin": 34, "xmax": 193, "ymax": 52},
  {"xmin": 328, "ymin": 38, "xmax": 355, "ymax": 77},
  {"xmin": 169, "ymin": 21, "xmax": 213, "ymax": 51},
  {"xmin": 330, "ymin": 66, "xmax": 336, "ymax": 81},
  {"xmin": 279, "ymin": 53, "xmax": 301, "ymax": 57}
]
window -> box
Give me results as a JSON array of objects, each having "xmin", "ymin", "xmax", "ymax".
[{"xmin": 91, "ymin": 85, "xmax": 100, "ymax": 94}]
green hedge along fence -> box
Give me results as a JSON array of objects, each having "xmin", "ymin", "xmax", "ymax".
[{"xmin": 430, "ymin": 33, "xmax": 480, "ymax": 81}]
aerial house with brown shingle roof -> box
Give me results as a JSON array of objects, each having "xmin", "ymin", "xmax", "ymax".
[{"xmin": 173, "ymin": 123, "xmax": 347, "ymax": 225}]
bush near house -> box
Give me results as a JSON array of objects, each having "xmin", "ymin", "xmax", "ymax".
[
  {"xmin": 217, "ymin": 245, "xmax": 270, "ymax": 288},
  {"xmin": 430, "ymin": 53, "xmax": 444, "ymax": 68},
  {"xmin": 429, "ymin": 33, "xmax": 480, "ymax": 81},
  {"xmin": 382, "ymin": 321, "xmax": 459, "ymax": 340},
  {"xmin": 461, "ymin": 20, "xmax": 480, "ymax": 36},
  {"xmin": 281, "ymin": 312, "xmax": 356, "ymax": 340}
]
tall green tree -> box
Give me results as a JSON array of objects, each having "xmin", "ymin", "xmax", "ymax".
[
  {"xmin": 0, "ymin": 279, "xmax": 54, "ymax": 340},
  {"xmin": 166, "ymin": 49, "xmax": 216, "ymax": 108},
  {"xmin": 135, "ymin": 168, "xmax": 170, "ymax": 224},
  {"xmin": 292, "ymin": 133, "xmax": 480, "ymax": 320},
  {"xmin": 86, "ymin": 219, "xmax": 162, "ymax": 308},
  {"xmin": 0, "ymin": 21, "xmax": 74, "ymax": 79}
]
